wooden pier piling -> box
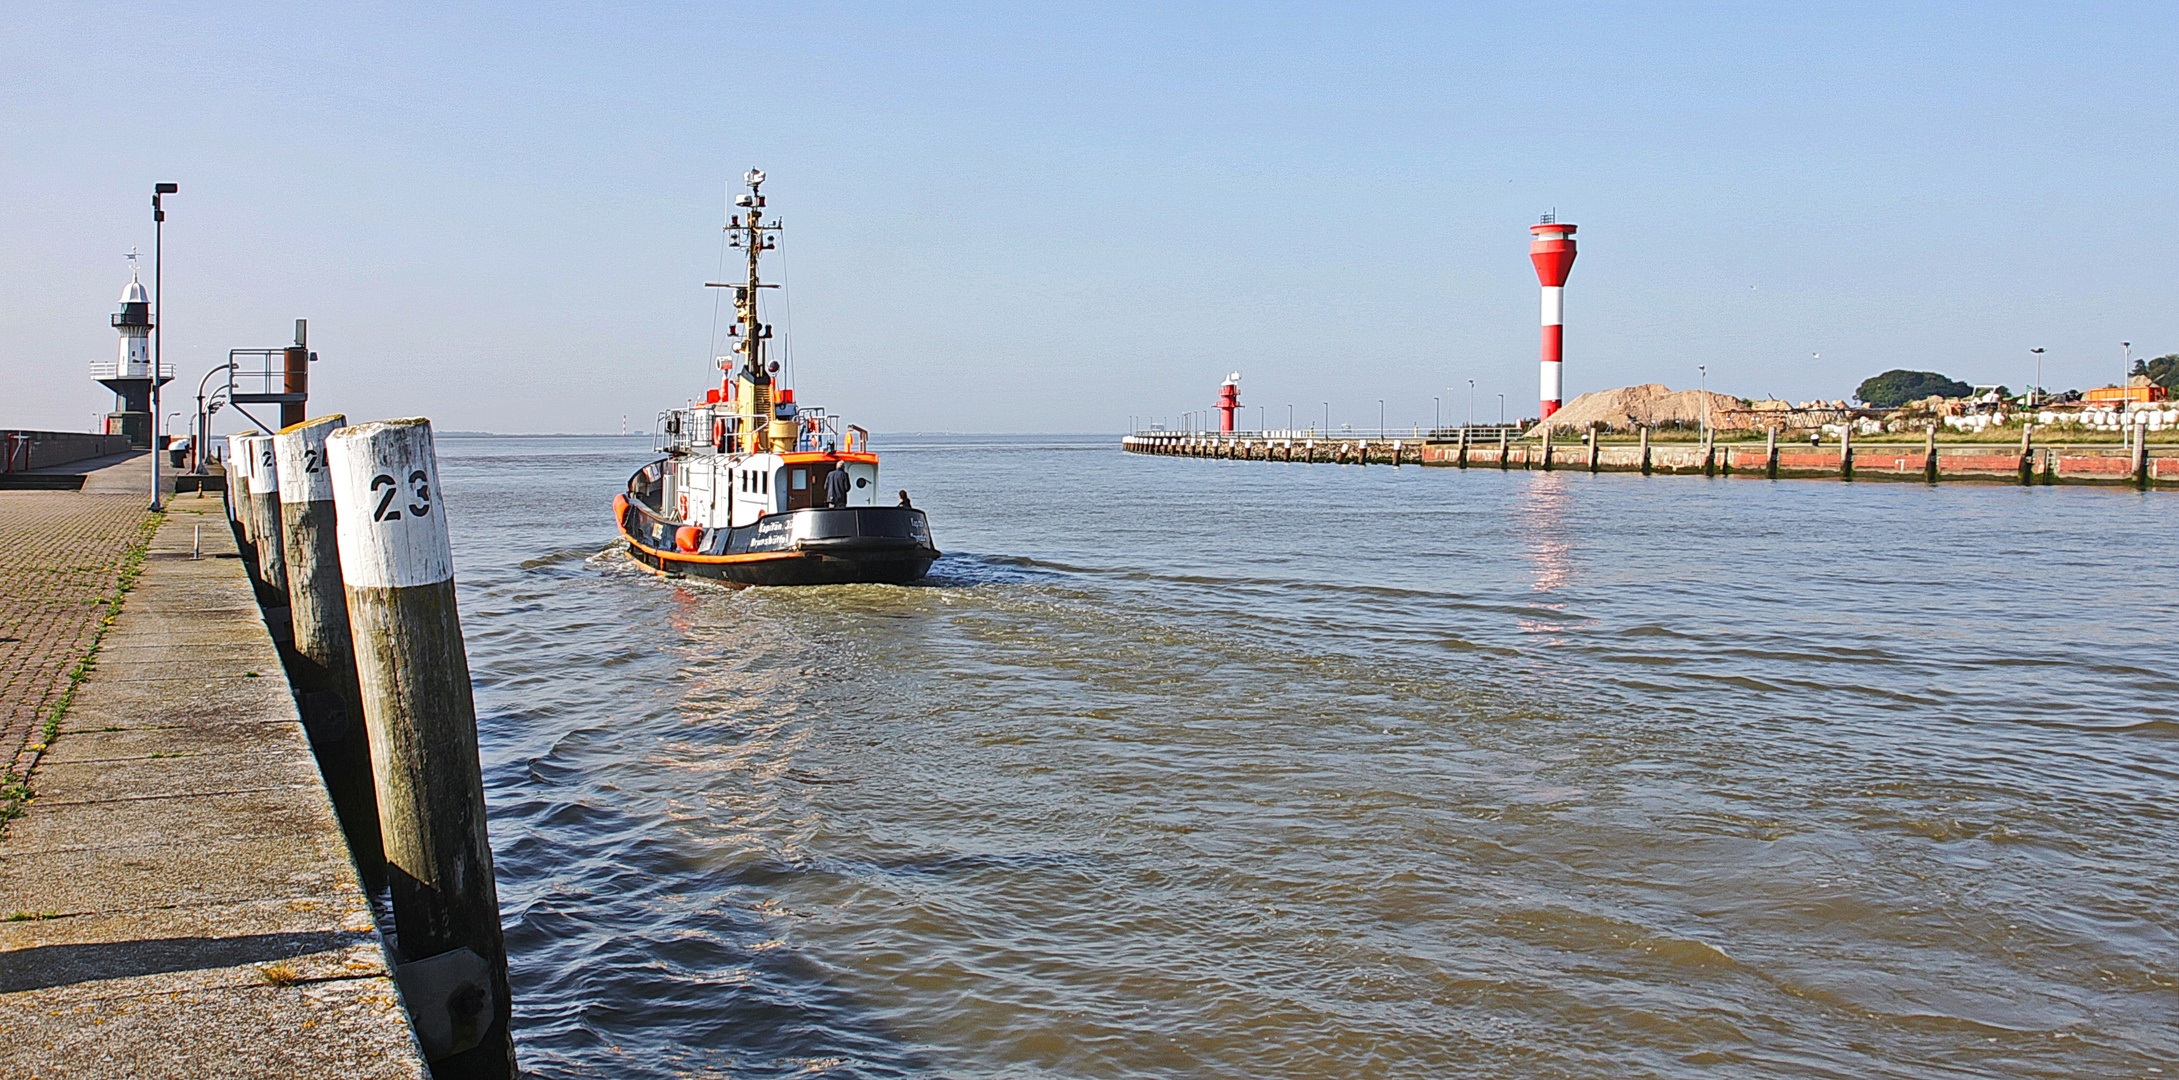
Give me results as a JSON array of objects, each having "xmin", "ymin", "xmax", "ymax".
[
  {"xmin": 242, "ymin": 434, "xmax": 290, "ymax": 606},
  {"xmin": 274, "ymin": 414, "xmax": 384, "ymax": 875},
  {"xmin": 1840, "ymin": 425, "xmax": 1854, "ymax": 481},
  {"xmin": 328, "ymin": 418, "xmax": 516, "ymax": 1078},
  {"xmin": 1764, "ymin": 426, "xmax": 1777, "ymax": 479},
  {"xmin": 225, "ymin": 432, "xmax": 257, "ymax": 564},
  {"xmin": 1924, "ymin": 426, "xmax": 1939, "ymax": 483}
]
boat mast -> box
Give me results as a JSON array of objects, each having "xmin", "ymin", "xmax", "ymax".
[{"xmin": 727, "ymin": 168, "xmax": 779, "ymax": 453}]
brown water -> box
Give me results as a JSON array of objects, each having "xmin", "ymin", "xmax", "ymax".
[{"xmin": 437, "ymin": 434, "xmax": 2177, "ymax": 1079}]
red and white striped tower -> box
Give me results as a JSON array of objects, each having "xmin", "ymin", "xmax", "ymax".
[{"xmin": 1530, "ymin": 218, "xmax": 1578, "ymax": 420}]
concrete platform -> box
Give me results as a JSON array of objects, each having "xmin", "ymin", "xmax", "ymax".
[{"xmin": 0, "ymin": 491, "xmax": 426, "ymax": 1078}]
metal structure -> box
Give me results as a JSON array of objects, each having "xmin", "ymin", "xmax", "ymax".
[
  {"xmin": 217, "ymin": 320, "xmax": 315, "ymax": 436},
  {"xmin": 1530, "ymin": 215, "xmax": 1578, "ymax": 420}
]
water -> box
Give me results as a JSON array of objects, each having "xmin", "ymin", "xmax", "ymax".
[{"xmin": 436, "ymin": 434, "xmax": 2178, "ymax": 1079}]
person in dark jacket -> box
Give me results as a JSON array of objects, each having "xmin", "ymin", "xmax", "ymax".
[
  {"xmin": 897, "ymin": 490, "xmax": 912, "ymax": 508},
  {"xmin": 823, "ymin": 467, "xmax": 851, "ymax": 507}
]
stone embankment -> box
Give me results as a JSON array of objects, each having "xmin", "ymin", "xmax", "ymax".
[
  {"xmin": 0, "ymin": 488, "xmax": 426, "ymax": 1078},
  {"xmin": 1121, "ymin": 432, "xmax": 2177, "ymax": 486}
]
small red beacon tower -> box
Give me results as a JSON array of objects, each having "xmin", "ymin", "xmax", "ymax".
[
  {"xmin": 1530, "ymin": 217, "xmax": 1578, "ymax": 420},
  {"xmin": 1216, "ymin": 372, "xmax": 1241, "ymax": 433}
]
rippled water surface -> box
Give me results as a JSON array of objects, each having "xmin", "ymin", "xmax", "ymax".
[{"xmin": 435, "ymin": 434, "xmax": 2177, "ymax": 1079}]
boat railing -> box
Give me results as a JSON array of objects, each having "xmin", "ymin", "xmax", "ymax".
[{"xmin": 651, "ymin": 403, "xmax": 874, "ymax": 455}]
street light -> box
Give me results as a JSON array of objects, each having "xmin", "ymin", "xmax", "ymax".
[
  {"xmin": 1322, "ymin": 401, "xmax": 1329, "ymax": 434},
  {"xmin": 1433, "ymin": 396, "xmax": 1441, "ymax": 431},
  {"xmin": 1378, "ymin": 399, "xmax": 1385, "ymax": 438},
  {"xmin": 193, "ymin": 362, "xmax": 234, "ymax": 474},
  {"xmin": 1287, "ymin": 404, "xmax": 1294, "ymax": 433},
  {"xmin": 149, "ymin": 182, "xmax": 177, "ymax": 511},
  {"xmin": 2123, "ymin": 342, "xmax": 2133, "ymax": 387},
  {"xmin": 1697, "ymin": 364, "xmax": 1709, "ymax": 435},
  {"xmin": 1497, "ymin": 393, "xmax": 1505, "ymax": 424},
  {"xmin": 1467, "ymin": 379, "xmax": 1476, "ymax": 427},
  {"xmin": 2029, "ymin": 348, "xmax": 2044, "ymax": 407}
]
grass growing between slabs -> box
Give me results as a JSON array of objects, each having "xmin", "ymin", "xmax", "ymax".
[{"xmin": 0, "ymin": 510, "xmax": 161, "ymax": 838}]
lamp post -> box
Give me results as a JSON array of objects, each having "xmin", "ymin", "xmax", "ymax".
[
  {"xmin": 1433, "ymin": 396, "xmax": 1441, "ymax": 431},
  {"xmin": 149, "ymin": 182, "xmax": 177, "ymax": 510},
  {"xmin": 204, "ymin": 388, "xmax": 229, "ymax": 470},
  {"xmin": 1322, "ymin": 402, "xmax": 1328, "ymax": 434},
  {"xmin": 2123, "ymin": 342, "xmax": 2133, "ymax": 388},
  {"xmin": 1468, "ymin": 379, "xmax": 1476, "ymax": 427},
  {"xmin": 1287, "ymin": 404, "xmax": 1294, "ymax": 434},
  {"xmin": 2029, "ymin": 348, "xmax": 2044, "ymax": 408},
  {"xmin": 1497, "ymin": 394, "xmax": 1505, "ymax": 425},
  {"xmin": 1697, "ymin": 364, "xmax": 1709, "ymax": 435},
  {"xmin": 1378, "ymin": 399, "xmax": 1385, "ymax": 439}
]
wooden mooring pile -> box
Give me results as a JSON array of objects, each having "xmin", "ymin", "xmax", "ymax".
[{"xmin": 228, "ymin": 417, "xmax": 515, "ymax": 1079}]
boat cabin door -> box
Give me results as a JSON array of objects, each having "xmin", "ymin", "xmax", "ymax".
[{"xmin": 786, "ymin": 464, "xmax": 833, "ymax": 511}]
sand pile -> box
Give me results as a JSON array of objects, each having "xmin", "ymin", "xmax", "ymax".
[{"xmin": 1526, "ymin": 384, "xmax": 1746, "ymax": 435}]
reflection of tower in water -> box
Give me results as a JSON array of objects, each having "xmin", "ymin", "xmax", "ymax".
[{"xmin": 1517, "ymin": 473, "xmax": 1576, "ymax": 596}]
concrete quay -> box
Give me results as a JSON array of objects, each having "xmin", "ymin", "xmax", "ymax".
[
  {"xmin": 1122, "ymin": 432, "xmax": 2179, "ymax": 485},
  {"xmin": 0, "ymin": 490, "xmax": 426, "ymax": 1078}
]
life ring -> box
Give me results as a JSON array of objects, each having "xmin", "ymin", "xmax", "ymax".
[
  {"xmin": 713, "ymin": 419, "xmax": 727, "ymax": 450},
  {"xmin": 677, "ymin": 493, "xmax": 689, "ymax": 519}
]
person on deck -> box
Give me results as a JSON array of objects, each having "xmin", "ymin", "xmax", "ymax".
[
  {"xmin": 897, "ymin": 490, "xmax": 912, "ymax": 508},
  {"xmin": 824, "ymin": 467, "xmax": 851, "ymax": 508}
]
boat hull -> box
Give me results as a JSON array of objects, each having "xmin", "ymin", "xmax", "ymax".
[{"xmin": 616, "ymin": 496, "xmax": 939, "ymax": 586}]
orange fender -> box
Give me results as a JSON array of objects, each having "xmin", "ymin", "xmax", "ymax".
[
  {"xmin": 612, "ymin": 493, "xmax": 629, "ymax": 525},
  {"xmin": 675, "ymin": 526, "xmax": 703, "ymax": 553}
]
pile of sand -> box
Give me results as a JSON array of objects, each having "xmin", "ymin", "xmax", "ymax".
[{"xmin": 1527, "ymin": 384, "xmax": 1746, "ymax": 435}]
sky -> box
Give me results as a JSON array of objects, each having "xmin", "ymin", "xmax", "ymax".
[{"xmin": 4, "ymin": 2, "xmax": 2176, "ymax": 435}]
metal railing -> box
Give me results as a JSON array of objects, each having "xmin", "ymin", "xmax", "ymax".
[
  {"xmin": 654, "ymin": 404, "xmax": 865, "ymax": 455},
  {"xmin": 1128, "ymin": 424, "xmax": 1525, "ymax": 441},
  {"xmin": 89, "ymin": 361, "xmax": 175, "ymax": 380}
]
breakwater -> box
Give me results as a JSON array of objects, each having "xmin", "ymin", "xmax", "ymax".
[{"xmin": 1121, "ymin": 430, "xmax": 2178, "ymax": 485}]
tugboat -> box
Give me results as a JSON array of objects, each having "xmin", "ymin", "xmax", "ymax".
[{"xmin": 615, "ymin": 170, "xmax": 939, "ymax": 585}]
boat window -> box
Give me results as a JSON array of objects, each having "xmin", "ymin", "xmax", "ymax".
[
  {"xmin": 762, "ymin": 472, "xmax": 770, "ymax": 494},
  {"xmin": 791, "ymin": 468, "xmax": 806, "ymax": 490}
]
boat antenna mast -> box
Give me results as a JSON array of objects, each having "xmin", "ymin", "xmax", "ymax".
[
  {"xmin": 728, "ymin": 169, "xmax": 776, "ymax": 380},
  {"xmin": 712, "ymin": 168, "xmax": 780, "ymax": 451}
]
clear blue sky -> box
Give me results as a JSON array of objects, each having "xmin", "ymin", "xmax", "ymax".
[{"xmin": 4, "ymin": 2, "xmax": 2174, "ymax": 434}]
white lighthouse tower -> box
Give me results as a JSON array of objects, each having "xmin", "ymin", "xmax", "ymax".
[{"xmin": 95, "ymin": 252, "xmax": 169, "ymax": 447}]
